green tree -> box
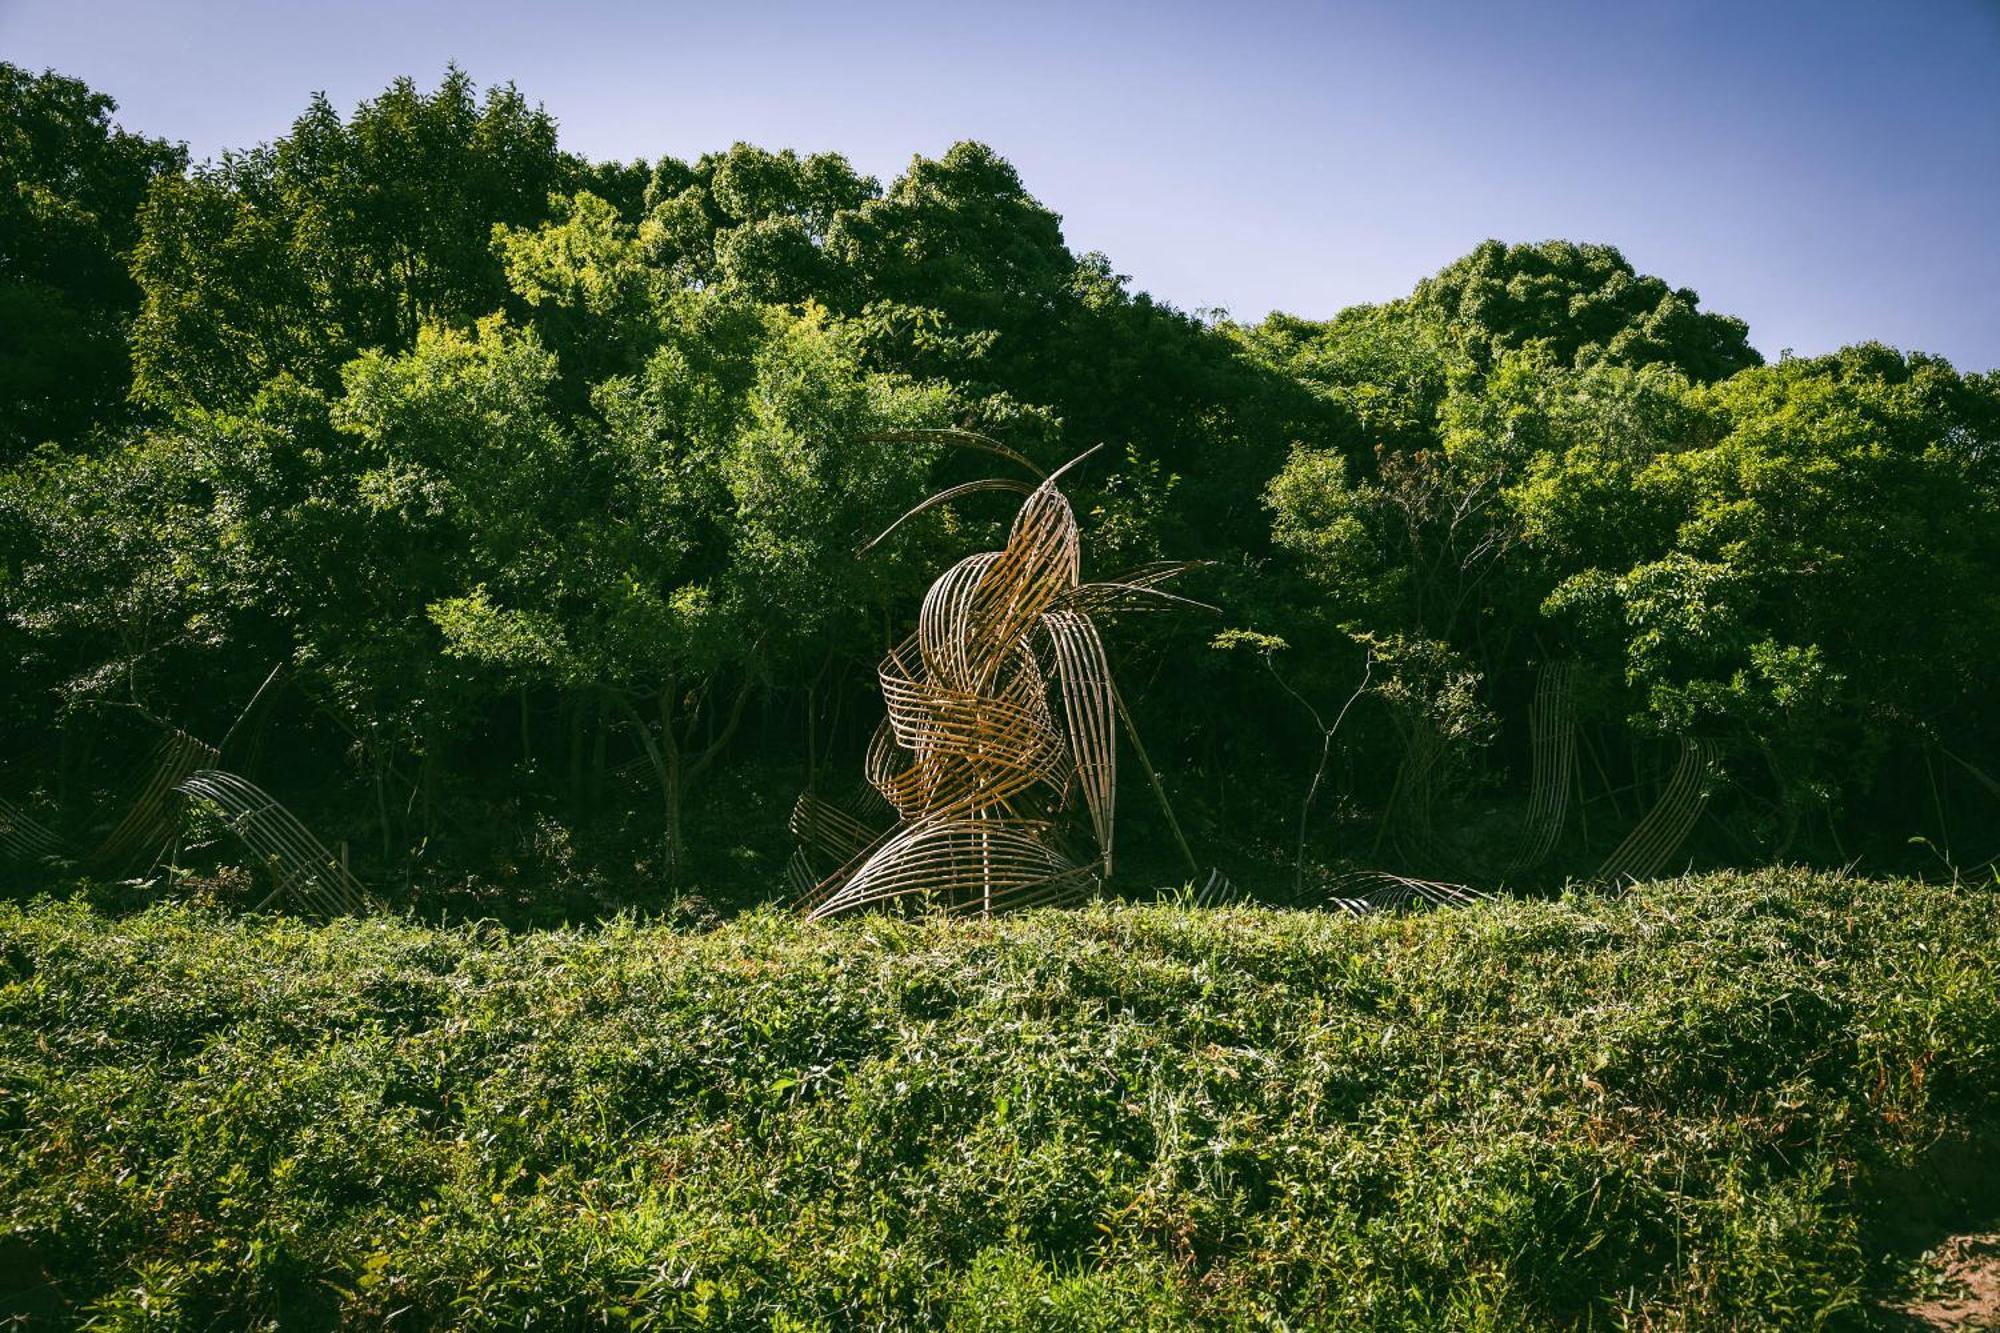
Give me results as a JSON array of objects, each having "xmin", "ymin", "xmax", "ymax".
[
  {"xmin": 130, "ymin": 68, "xmax": 572, "ymax": 412},
  {"xmin": 1539, "ymin": 345, "xmax": 2000, "ymax": 854},
  {"xmin": 638, "ymin": 143, "xmax": 879, "ymax": 303},
  {"xmin": 1405, "ymin": 239, "xmax": 1760, "ymax": 382},
  {"xmin": 0, "ymin": 64, "xmax": 185, "ymax": 455},
  {"xmin": 343, "ymin": 300, "xmax": 957, "ymax": 878}
]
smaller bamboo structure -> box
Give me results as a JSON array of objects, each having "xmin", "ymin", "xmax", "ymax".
[
  {"xmin": 1594, "ymin": 737, "xmax": 1717, "ymax": 884},
  {"xmin": 177, "ymin": 769, "xmax": 366, "ymax": 916},
  {"xmin": 2, "ymin": 671, "xmax": 363, "ymax": 914},
  {"xmin": 1507, "ymin": 661, "xmax": 1578, "ymax": 872}
]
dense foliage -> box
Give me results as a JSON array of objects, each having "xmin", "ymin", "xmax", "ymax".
[
  {"xmin": 0, "ymin": 64, "xmax": 184, "ymax": 455},
  {"xmin": 3, "ymin": 869, "xmax": 1996, "ymax": 1327},
  {"xmin": 3, "ymin": 66, "xmax": 1996, "ymax": 914}
]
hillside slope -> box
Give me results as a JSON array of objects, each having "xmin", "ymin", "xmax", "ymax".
[{"xmin": 2, "ymin": 870, "xmax": 1997, "ymax": 1328}]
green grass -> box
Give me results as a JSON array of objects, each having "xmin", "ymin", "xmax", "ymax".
[{"xmin": 2, "ymin": 870, "xmax": 1997, "ymax": 1329}]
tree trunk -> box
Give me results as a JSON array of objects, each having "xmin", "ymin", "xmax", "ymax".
[
  {"xmin": 590, "ymin": 709, "xmax": 607, "ymax": 811},
  {"xmin": 611, "ymin": 676, "xmax": 756, "ymax": 886},
  {"xmin": 659, "ymin": 690, "xmax": 686, "ymax": 884},
  {"xmin": 567, "ymin": 693, "xmax": 586, "ymax": 814}
]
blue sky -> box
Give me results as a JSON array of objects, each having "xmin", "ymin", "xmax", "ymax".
[{"xmin": 5, "ymin": 0, "xmax": 1996, "ymax": 369}]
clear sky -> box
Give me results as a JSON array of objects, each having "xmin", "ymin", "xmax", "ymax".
[{"xmin": 5, "ymin": 0, "xmax": 1997, "ymax": 370}]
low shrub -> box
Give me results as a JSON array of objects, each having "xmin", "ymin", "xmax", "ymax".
[{"xmin": 1, "ymin": 869, "xmax": 1995, "ymax": 1328}]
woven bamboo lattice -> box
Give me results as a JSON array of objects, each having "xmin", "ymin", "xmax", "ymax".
[
  {"xmin": 177, "ymin": 769, "xmax": 366, "ymax": 916},
  {"xmin": 794, "ymin": 437, "xmax": 1202, "ymax": 920},
  {"xmin": 1594, "ymin": 737, "xmax": 1717, "ymax": 884},
  {"xmin": 785, "ymin": 785, "xmax": 891, "ymax": 901},
  {"xmin": 1507, "ymin": 661, "xmax": 1578, "ymax": 872}
]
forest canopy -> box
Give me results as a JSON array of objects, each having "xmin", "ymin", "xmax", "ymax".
[{"xmin": 3, "ymin": 66, "xmax": 1996, "ymax": 919}]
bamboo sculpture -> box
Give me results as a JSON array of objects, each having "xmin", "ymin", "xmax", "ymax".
[
  {"xmin": 0, "ymin": 670, "xmax": 366, "ymax": 917},
  {"xmin": 791, "ymin": 436, "xmax": 1203, "ymax": 919},
  {"xmin": 176, "ymin": 769, "xmax": 366, "ymax": 915}
]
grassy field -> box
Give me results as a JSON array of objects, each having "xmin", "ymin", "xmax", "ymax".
[{"xmin": 2, "ymin": 869, "xmax": 1997, "ymax": 1329}]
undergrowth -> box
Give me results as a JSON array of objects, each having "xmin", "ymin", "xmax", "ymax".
[{"xmin": 1, "ymin": 868, "xmax": 1996, "ymax": 1328}]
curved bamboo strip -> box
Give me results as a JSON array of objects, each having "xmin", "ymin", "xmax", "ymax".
[
  {"xmin": 1190, "ymin": 867, "xmax": 1242, "ymax": 907},
  {"xmin": 1320, "ymin": 870, "xmax": 1488, "ymax": 916},
  {"xmin": 93, "ymin": 729, "xmax": 219, "ymax": 869},
  {"xmin": 1055, "ymin": 561, "xmax": 1215, "ymax": 617},
  {"xmin": 1508, "ymin": 661, "xmax": 1577, "ymax": 872},
  {"xmin": 860, "ymin": 480, "xmax": 1036, "ymax": 557},
  {"xmin": 1593, "ymin": 738, "xmax": 1717, "ymax": 884},
  {"xmin": 918, "ymin": 553, "xmax": 1005, "ymax": 689},
  {"xmin": 176, "ymin": 769, "xmax": 365, "ymax": 916},
  {"xmin": 807, "ymin": 818, "xmax": 1093, "ymax": 921},
  {"xmin": 0, "ymin": 796, "xmax": 64, "ymax": 861},
  {"xmin": 865, "ymin": 428, "xmax": 1049, "ymax": 479},
  {"xmin": 785, "ymin": 786, "xmax": 892, "ymax": 901},
  {"xmin": 1044, "ymin": 610, "xmax": 1116, "ymax": 874},
  {"xmin": 789, "ymin": 789, "xmax": 885, "ymax": 867}
]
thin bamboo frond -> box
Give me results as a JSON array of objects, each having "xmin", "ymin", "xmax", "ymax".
[
  {"xmin": 865, "ymin": 428, "xmax": 1048, "ymax": 479},
  {"xmin": 1102, "ymin": 560, "xmax": 1202, "ymax": 589},
  {"xmin": 1058, "ymin": 579, "xmax": 1218, "ymax": 617},
  {"xmin": 859, "ymin": 479, "xmax": 1037, "ymax": 556},
  {"xmin": 217, "ymin": 662, "xmax": 287, "ymax": 774}
]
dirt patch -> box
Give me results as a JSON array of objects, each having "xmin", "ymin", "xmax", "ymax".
[
  {"xmin": 1864, "ymin": 1136, "xmax": 2000, "ymax": 1330},
  {"xmin": 1889, "ymin": 1233, "xmax": 2000, "ymax": 1331}
]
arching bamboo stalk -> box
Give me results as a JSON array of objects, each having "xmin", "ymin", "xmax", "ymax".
[
  {"xmin": 1594, "ymin": 738, "xmax": 1717, "ymax": 884},
  {"xmin": 176, "ymin": 769, "xmax": 366, "ymax": 916},
  {"xmin": 1508, "ymin": 660, "xmax": 1578, "ymax": 872}
]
